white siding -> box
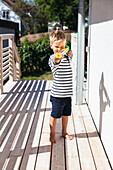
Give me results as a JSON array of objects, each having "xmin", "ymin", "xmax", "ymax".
[{"xmin": 88, "ymin": 0, "xmax": 113, "ymax": 167}]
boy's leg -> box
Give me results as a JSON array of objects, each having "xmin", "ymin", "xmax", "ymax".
[
  {"xmin": 62, "ymin": 116, "xmax": 73, "ymax": 140},
  {"xmin": 49, "ymin": 116, "xmax": 57, "ymax": 143}
]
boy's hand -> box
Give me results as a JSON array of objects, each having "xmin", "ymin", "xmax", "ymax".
[
  {"xmin": 68, "ymin": 49, "xmax": 72, "ymax": 58},
  {"xmin": 54, "ymin": 53, "xmax": 64, "ymax": 64}
]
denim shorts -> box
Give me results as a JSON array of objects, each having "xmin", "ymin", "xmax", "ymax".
[{"xmin": 50, "ymin": 95, "xmax": 71, "ymax": 118}]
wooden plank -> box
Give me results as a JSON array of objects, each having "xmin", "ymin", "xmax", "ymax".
[
  {"xmin": 4, "ymin": 81, "xmax": 42, "ymax": 170},
  {"xmin": 72, "ymin": 105, "xmax": 96, "ymax": 170},
  {"xmin": 35, "ymin": 133, "xmax": 51, "ymax": 170},
  {"xmin": 0, "ymin": 79, "xmax": 111, "ymax": 170},
  {"xmin": 3, "ymin": 72, "xmax": 9, "ymax": 81},
  {"xmin": 0, "ymin": 80, "xmax": 36, "ymax": 169},
  {"xmin": 15, "ymin": 61, "xmax": 21, "ymax": 80},
  {"xmin": 3, "ymin": 55, "xmax": 9, "ymax": 62},
  {"xmin": 0, "ymin": 81, "xmax": 29, "ymax": 141},
  {"xmin": 51, "ymin": 134, "xmax": 65, "ymax": 170},
  {"xmin": 0, "ymin": 81, "xmax": 31, "ymax": 141},
  {"xmin": 9, "ymin": 37, "xmax": 14, "ymax": 81},
  {"xmin": 14, "ymin": 42, "xmax": 21, "ymax": 63},
  {"xmin": 65, "ymin": 114, "xmax": 80, "ymax": 170},
  {"xmin": 3, "ymin": 59, "xmax": 9, "ymax": 67},
  {"xmin": 0, "ymin": 37, "xmax": 3, "ymax": 94},
  {"xmin": 0, "ymin": 80, "xmax": 20, "ymax": 112},
  {"xmin": 0, "ymin": 81, "xmax": 28, "ymax": 113},
  {"xmin": 0, "ymin": 34, "xmax": 14, "ymax": 40},
  {"xmin": 40, "ymin": 89, "xmax": 65, "ymax": 170},
  {"xmin": 0, "ymin": 80, "xmax": 23, "ymax": 112},
  {"xmin": 0, "ymin": 81, "xmax": 36, "ymax": 170},
  {"xmin": 3, "ymin": 63, "xmax": 10, "ymax": 72},
  {"xmin": 35, "ymin": 81, "xmax": 52, "ymax": 170},
  {"xmin": 80, "ymin": 105, "xmax": 111, "ymax": 170},
  {"xmin": 2, "ymin": 46, "xmax": 10, "ymax": 52},
  {"xmin": 51, "ymin": 114, "xmax": 65, "ymax": 170},
  {"xmin": 3, "ymin": 68, "xmax": 9, "ymax": 77},
  {"xmin": 19, "ymin": 81, "xmax": 49, "ymax": 170},
  {"xmin": 3, "ymin": 80, "xmax": 20, "ymax": 93},
  {"xmin": 3, "ymin": 51, "xmax": 9, "ymax": 57},
  {"xmin": 0, "ymin": 83, "xmax": 28, "ymax": 141}
]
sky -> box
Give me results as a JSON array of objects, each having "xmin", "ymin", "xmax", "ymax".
[
  {"xmin": 25, "ymin": 0, "xmax": 34, "ymax": 2},
  {"xmin": 24, "ymin": 0, "xmax": 35, "ymax": 5}
]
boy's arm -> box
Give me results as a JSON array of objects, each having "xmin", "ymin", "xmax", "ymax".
[
  {"xmin": 67, "ymin": 49, "xmax": 73, "ymax": 60},
  {"xmin": 53, "ymin": 55, "xmax": 64, "ymax": 64},
  {"xmin": 68, "ymin": 49, "xmax": 72, "ymax": 58},
  {"xmin": 48, "ymin": 54, "xmax": 61, "ymax": 69}
]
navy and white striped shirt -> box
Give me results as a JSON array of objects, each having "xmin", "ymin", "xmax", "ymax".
[{"xmin": 48, "ymin": 54, "xmax": 73, "ymax": 98}]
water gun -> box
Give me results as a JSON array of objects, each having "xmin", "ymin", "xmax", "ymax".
[{"xmin": 55, "ymin": 45, "xmax": 70, "ymax": 58}]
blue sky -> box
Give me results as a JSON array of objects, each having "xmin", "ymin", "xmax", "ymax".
[{"xmin": 24, "ymin": 0, "xmax": 35, "ymax": 5}]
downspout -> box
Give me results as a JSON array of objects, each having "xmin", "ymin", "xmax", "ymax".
[{"xmin": 76, "ymin": 0, "xmax": 85, "ymax": 105}]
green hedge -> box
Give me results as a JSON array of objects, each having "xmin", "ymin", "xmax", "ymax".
[{"xmin": 18, "ymin": 36, "xmax": 71, "ymax": 78}]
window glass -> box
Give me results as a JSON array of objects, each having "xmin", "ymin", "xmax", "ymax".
[
  {"xmin": 6, "ymin": 11, "xmax": 9, "ymax": 19},
  {"xmin": 3, "ymin": 11, "xmax": 5, "ymax": 18}
]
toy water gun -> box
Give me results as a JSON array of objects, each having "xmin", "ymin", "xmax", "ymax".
[{"xmin": 56, "ymin": 45, "xmax": 70, "ymax": 58}]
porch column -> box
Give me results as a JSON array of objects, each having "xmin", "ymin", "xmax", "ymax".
[
  {"xmin": 0, "ymin": 37, "xmax": 3, "ymax": 94},
  {"xmin": 76, "ymin": 0, "xmax": 85, "ymax": 104},
  {"xmin": 9, "ymin": 35, "xmax": 14, "ymax": 81}
]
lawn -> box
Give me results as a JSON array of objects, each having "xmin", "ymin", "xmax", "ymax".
[{"xmin": 21, "ymin": 71, "xmax": 53, "ymax": 80}]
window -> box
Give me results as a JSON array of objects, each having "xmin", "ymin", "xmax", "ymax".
[
  {"xmin": 3, "ymin": 11, "xmax": 5, "ymax": 18},
  {"xmin": 2, "ymin": 10, "xmax": 10, "ymax": 19},
  {"xmin": 6, "ymin": 11, "xmax": 9, "ymax": 19}
]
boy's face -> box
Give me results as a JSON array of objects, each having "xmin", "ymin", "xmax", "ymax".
[{"xmin": 50, "ymin": 39, "xmax": 66, "ymax": 54}]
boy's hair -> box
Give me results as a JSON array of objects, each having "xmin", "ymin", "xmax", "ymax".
[{"xmin": 50, "ymin": 30, "xmax": 66, "ymax": 44}]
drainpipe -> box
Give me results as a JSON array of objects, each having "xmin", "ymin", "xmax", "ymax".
[{"xmin": 76, "ymin": 0, "xmax": 85, "ymax": 105}]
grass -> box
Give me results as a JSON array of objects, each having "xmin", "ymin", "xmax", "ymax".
[{"xmin": 21, "ymin": 71, "xmax": 53, "ymax": 80}]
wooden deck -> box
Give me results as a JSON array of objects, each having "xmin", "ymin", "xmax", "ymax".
[{"xmin": 0, "ymin": 80, "xmax": 111, "ymax": 170}]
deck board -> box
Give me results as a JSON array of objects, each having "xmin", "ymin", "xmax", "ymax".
[
  {"xmin": 73, "ymin": 105, "xmax": 96, "ymax": 170},
  {"xmin": 0, "ymin": 80, "xmax": 112, "ymax": 170},
  {"xmin": 51, "ymin": 118, "xmax": 65, "ymax": 170},
  {"xmin": 35, "ymin": 82, "xmax": 51, "ymax": 170},
  {"xmin": 65, "ymin": 115, "xmax": 80, "ymax": 170},
  {"xmin": 80, "ymin": 105, "xmax": 111, "ymax": 169}
]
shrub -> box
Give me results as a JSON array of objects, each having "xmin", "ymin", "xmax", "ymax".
[
  {"xmin": 18, "ymin": 35, "xmax": 71, "ymax": 78},
  {"xmin": 18, "ymin": 36, "xmax": 52, "ymax": 77}
]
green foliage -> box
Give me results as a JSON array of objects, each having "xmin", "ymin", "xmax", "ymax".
[
  {"xmin": 18, "ymin": 34, "xmax": 71, "ymax": 78},
  {"xmin": 13, "ymin": 0, "xmax": 89, "ymax": 34},
  {"xmin": 18, "ymin": 36, "xmax": 53, "ymax": 78},
  {"xmin": 36, "ymin": 34, "xmax": 49, "ymax": 44},
  {"xmin": 34, "ymin": 0, "xmax": 80, "ymax": 31},
  {"xmin": 22, "ymin": 71, "xmax": 53, "ymax": 80}
]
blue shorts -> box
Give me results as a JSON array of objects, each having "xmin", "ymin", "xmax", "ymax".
[{"xmin": 50, "ymin": 95, "xmax": 71, "ymax": 118}]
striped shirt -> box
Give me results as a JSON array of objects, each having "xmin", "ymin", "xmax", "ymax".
[{"xmin": 48, "ymin": 54, "xmax": 73, "ymax": 98}]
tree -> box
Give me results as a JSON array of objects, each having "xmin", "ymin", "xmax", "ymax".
[
  {"xmin": 63, "ymin": 0, "xmax": 78, "ymax": 31},
  {"xmin": 34, "ymin": 0, "xmax": 79, "ymax": 30},
  {"xmin": 12, "ymin": 0, "xmax": 37, "ymax": 34},
  {"xmin": 64, "ymin": 0, "xmax": 89, "ymax": 31},
  {"xmin": 13, "ymin": 0, "xmax": 89, "ymax": 34}
]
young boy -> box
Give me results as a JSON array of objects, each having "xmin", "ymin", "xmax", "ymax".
[{"xmin": 48, "ymin": 30, "xmax": 73, "ymax": 143}]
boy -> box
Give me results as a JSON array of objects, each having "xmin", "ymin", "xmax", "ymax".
[{"xmin": 48, "ymin": 30, "xmax": 73, "ymax": 143}]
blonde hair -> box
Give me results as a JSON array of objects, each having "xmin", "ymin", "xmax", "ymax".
[{"xmin": 50, "ymin": 30, "xmax": 66, "ymax": 44}]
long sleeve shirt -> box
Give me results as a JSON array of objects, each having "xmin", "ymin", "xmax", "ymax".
[{"xmin": 48, "ymin": 54, "xmax": 73, "ymax": 98}]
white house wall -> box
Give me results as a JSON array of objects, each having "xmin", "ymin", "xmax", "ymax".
[
  {"xmin": 88, "ymin": 0, "xmax": 113, "ymax": 167},
  {"xmin": 0, "ymin": 1, "xmax": 21, "ymax": 31}
]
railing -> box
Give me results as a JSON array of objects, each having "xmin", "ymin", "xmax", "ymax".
[{"xmin": 0, "ymin": 34, "xmax": 21, "ymax": 94}]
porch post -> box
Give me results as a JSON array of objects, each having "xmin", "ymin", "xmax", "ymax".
[
  {"xmin": 9, "ymin": 35, "xmax": 14, "ymax": 81},
  {"xmin": 76, "ymin": 0, "xmax": 85, "ymax": 104},
  {"xmin": 0, "ymin": 37, "xmax": 3, "ymax": 94}
]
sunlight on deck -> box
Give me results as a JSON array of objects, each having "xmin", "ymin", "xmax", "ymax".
[{"xmin": 0, "ymin": 80, "xmax": 111, "ymax": 170}]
